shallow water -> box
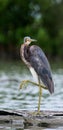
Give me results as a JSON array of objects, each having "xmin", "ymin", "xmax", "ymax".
[{"xmin": 0, "ymin": 61, "xmax": 63, "ymax": 130}]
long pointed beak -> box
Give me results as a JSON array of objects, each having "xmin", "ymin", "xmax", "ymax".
[{"xmin": 31, "ymin": 39, "xmax": 37, "ymax": 42}]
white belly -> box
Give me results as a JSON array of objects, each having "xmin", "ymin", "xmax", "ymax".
[
  {"xmin": 29, "ymin": 67, "xmax": 38, "ymax": 83},
  {"xmin": 29, "ymin": 67, "xmax": 46, "ymax": 87}
]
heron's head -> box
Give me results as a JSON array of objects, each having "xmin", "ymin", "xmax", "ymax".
[{"xmin": 24, "ymin": 36, "xmax": 37, "ymax": 45}]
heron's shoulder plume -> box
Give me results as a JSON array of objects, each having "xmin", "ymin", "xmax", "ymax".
[{"xmin": 29, "ymin": 45, "xmax": 43, "ymax": 57}]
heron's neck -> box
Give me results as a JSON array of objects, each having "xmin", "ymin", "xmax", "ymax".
[
  {"xmin": 24, "ymin": 44, "xmax": 30, "ymax": 59},
  {"xmin": 20, "ymin": 44, "xmax": 30, "ymax": 67}
]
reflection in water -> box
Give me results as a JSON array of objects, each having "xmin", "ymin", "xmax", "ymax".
[
  {"xmin": 0, "ymin": 123, "xmax": 63, "ymax": 130},
  {"xmin": 0, "ymin": 61, "xmax": 63, "ymax": 130}
]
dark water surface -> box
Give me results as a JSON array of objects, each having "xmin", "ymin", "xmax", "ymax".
[{"xmin": 0, "ymin": 61, "xmax": 63, "ymax": 130}]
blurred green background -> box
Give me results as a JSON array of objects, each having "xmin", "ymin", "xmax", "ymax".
[{"xmin": 0, "ymin": 0, "xmax": 63, "ymax": 61}]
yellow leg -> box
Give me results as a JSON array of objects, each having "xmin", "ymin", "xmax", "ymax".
[
  {"xmin": 20, "ymin": 79, "xmax": 45, "ymax": 115},
  {"xmin": 20, "ymin": 80, "xmax": 47, "ymax": 90},
  {"xmin": 38, "ymin": 79, "xmax": 42, "ymax": 113}
]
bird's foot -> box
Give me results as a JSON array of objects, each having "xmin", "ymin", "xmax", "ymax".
[
  {"xmin": 30, "ymin": 111, "xmax": 45, "ymax": 117},
  {"xmin": 20, "ymin": 80, "xmax": 47, "ymax": 90},
  {"xmin": 19, "ymin": 80, "xmax": 30, "ymax": 89},
  {"xmin": 32, "ymin": 111, "xmax": 40, "ymax": 116}
]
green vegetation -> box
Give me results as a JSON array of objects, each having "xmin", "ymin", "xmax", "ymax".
[{"xmin": 0, "ymin": 0, "xmax": 63, "ymax": 59}]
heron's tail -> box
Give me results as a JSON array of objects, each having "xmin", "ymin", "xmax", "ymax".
[{"xmin": 47, "ymin": 78, "xmax": 54, "ymax": 94}]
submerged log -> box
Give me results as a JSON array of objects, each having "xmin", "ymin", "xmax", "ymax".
[{"xmin": 0, "ymin": 110, "xmax": 63, "ymax": 128}]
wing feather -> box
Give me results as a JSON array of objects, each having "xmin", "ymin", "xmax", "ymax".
[{"xmin": 28, "ymin": 45, "xmax": 54, "ymax": 93}]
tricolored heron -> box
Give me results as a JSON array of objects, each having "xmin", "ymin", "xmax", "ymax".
[{"xmin": 20, "ymin": 36, "xmax": 54, "ymax": 113}]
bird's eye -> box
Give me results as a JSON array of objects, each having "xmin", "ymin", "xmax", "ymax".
[
  {"xmin": 25, "ymin": 39, "xmax": 28, "ymax": 42},
  {"xmin": 27, "ymin": 39, "xmax": 29, "ymax": 42},
  {"xmin": 27, "ymin": 39, "xmax": 29, "ymax": 41}
]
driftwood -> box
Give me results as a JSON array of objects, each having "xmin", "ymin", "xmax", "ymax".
[{"xmin": 0, "ymin": 110, "xmax": 63, "ymax": 129}]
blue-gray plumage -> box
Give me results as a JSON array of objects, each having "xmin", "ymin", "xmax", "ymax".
[
  {"xmin": 20, "ymin": 36, "xmax": 54, "ymax": 111},
  {"xmin": 24, "ymin": 45, "xmax": 54, "ymax": 94}
]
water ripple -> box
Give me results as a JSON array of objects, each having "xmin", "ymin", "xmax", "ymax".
[{"xmin": 0, "ymin": 62, "xmax": 63, "ymax": 111}]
